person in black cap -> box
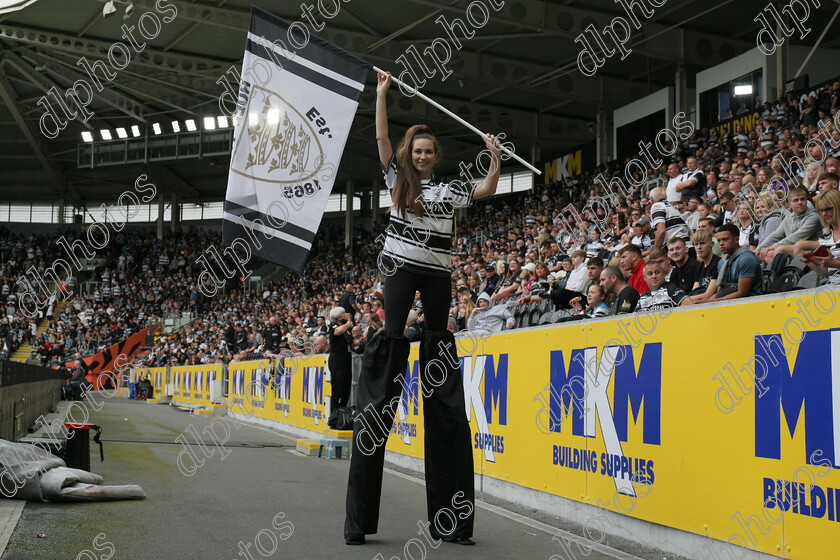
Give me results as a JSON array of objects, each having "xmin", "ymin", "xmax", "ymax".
[
  {"xmin": 344, "ymin": 71, "xmax": 503, "ymax": 547},
  {"xmin": 481, "ymin": 262, "xmax": 499, "ymax": 296}
]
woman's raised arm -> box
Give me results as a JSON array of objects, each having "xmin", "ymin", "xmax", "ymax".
[{"xmin": 376, "ymin": 72, "xmax": 393, "ymax": 170}]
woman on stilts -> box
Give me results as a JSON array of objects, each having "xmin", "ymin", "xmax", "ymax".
[{"xmin": 344, "ymin": 71, "xmax": 502, "ymax": 546}]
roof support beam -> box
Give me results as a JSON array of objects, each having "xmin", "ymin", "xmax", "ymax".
[{"xmin": 0, "ymin": 71, "xmax": 80, "ymax": 203}]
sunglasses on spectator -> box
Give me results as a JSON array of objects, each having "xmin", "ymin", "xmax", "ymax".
[{"xmin": 817, "ymin": 207, "xmax": 834, "ymax": 214}]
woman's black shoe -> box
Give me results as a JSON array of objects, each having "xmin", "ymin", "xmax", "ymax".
[
  {"xmin": 345, "ymin": 535, "xmax": 365, "ymax": 545},
  {"xmin": 442, "ymin": 536, "xmax": 475, "ymax": 546}
]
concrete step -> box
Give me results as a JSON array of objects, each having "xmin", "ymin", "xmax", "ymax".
[{"xmin": 295, "ymin": 438, "xmax": 321, "ymax": 456}]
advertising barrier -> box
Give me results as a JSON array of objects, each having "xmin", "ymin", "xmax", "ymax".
[
  {"xmin": 171, "ymin": 364, "xmax": 222, "ymax": 407},
  {"xmin": 219, "ymin": 290, "xmax": 838, "ymax": 559},
  {"xmin": 227, "ymin": 358, "xmax": 333, "ymax": 433}
]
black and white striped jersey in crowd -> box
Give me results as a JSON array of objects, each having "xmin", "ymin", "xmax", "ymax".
[{"xmin": 651, "ymin": 201, "xmax": 693, "ymax": 248}]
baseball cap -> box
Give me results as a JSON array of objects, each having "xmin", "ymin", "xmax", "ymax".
[
  {"xmin": 523, "ymin": 263, "xmax": 536, "ymax": 272},
  {"xmin": 637, "ymin": 217, "xmax": 651, "ymax": 225}
]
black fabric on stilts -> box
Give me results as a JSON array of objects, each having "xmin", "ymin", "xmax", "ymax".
[
  {"xmin": 420, "ymin": 330, "xmax": 475, "ymax": 540},
  {"xmin": 344, "ymin": 332, "xmax": 411, "ymax": 540}
]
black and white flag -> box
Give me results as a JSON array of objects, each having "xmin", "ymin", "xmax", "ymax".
[{"xmin": 223, "ymin": 7, "xmax": 371, "ymax": 272}]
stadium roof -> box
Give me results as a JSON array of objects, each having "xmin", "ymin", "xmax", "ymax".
[{"xmin": 0, "ymin": 0, "xmax": 838, "ymax": 205}]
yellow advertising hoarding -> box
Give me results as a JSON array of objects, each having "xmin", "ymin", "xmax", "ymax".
[
  {"xmin": 171, "ymin": 364, "xmax": 222, "ymax": 407},
  {"xmin": 220, "ymin": 289, "xmax": 839, "ymax": 559}
]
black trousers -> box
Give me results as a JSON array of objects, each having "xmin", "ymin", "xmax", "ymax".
[{"xmin": 345, "ymin": 266, "xmax": 475, "ymax": 540}]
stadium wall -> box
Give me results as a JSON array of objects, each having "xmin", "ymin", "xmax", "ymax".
[{"xmin": 204, "ymin": 288, "xmax": 840, "ymax": 560}]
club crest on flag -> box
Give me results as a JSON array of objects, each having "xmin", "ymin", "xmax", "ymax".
[
  {"xmin": 223, "ymin": 7, "xmax": 371, "ymax": 272},
  {"xmin": 232, "ymin": 86, "xmax": 325, "ymax": 184}
]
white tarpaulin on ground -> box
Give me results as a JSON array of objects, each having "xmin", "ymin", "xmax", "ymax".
[{"xmin": 0, "ymin": 439, "xmax": 144, "ymax": 501}]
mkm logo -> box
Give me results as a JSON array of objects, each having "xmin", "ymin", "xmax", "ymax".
[
  {"xmin": 545, "ymin": 343, "xmax": 661, "ymax": 495},
  {"xmin": 301, "ymin": 366, "xmax": 324, "ymax": 405},
  {"xmin": 463, "ymin": 354, "xmax": 508, "ymax": 463},
  {"xmin": 755, "ymin": 328, "xmax": 840, "ymax": 468},
  {"xmin": 544, "ymin": 150, "xmax": 583, "ymax": 182},
  {"xmin": 394, "ymin": 354, "xmax": 508, "ymax": 460}
]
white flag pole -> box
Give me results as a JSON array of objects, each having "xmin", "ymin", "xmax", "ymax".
[{"xmin": 373, "ymin": 66, "xmax": 542, "ymax": 176}]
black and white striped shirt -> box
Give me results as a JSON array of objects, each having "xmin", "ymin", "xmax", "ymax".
[
  {"xmin": 651, "ymin": 201, "xmax": 693, "ymax": 248},
  {"xmin": 381, "ymin": 156, "xmax": 476, "ymax": 275}
]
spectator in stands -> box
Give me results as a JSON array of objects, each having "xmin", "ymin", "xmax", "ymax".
[
  {"xmin": 734, "ymin": 203, "xmax": 755, "ymax": 248},
  {"xmin": 802, "ymin": 162, "xmax": 824, "ymax": 193},
  {"xmin": 676, "ymin": 157, "xmax": 706, "ymax": 203},
  {"xmin": 650, "ymin": 187, "xmax": 693, "ymax": 253},
  {"xmin": 454, "ymin": 296, "xmax": 475, "ymax": 331},
  {"xmin": 814, "ymin": 172, "xmax": 839, "ymax": 203},
  {"xmin": 479, "ymin": 262, "xmax": 499, "ymax": 296},
  {"xmin": 314, "ymin": 335, "xmax": 329, "ymax": 355},
  {"xmin": 550, "ymin": 250, "xmax": 587, "ymax": 309},
  {"xmin": 565, "ymin": 250, "xmax": 588, "ymax": 293},
  {"xmin": 518, "ymin": 262, "xmax": 554, "ymax": 304},
  {"xmin": 467, "ymin": 273, "xmax": 481, "ymax": 300},
  {"xmin": 668, "ymin": 237, "xmax": 702, "ymax": 294},
  {"xmin": 797, "ymin": 189, "xmax": 840, "ymax": 283},
  {"xmin": 682, "ymin": 196, "xmax": 702, "ymax": 231},
  {"xmin": 314, "ymin": 316, "xmax": 328, "ymax": 338},
  {"xmin": 752, "ymin": 193, "xmax": 785, "ymax": 250},
  {"xmin": 600, "ymin": 266, "xmax": 639, "ymax": 315},
  {"xmin": 715, "ymin": 192, "xmax": 738, "ymax": 227},
  {"xmin": 516, "ymin": 262, "xmax": 536, "ymax": 294},
  {"xmin": 585, "ymin": 257, "xmax": 604, "ymax": 292},
  {"xmin": 618, "ymin": 244, "xmax": 649, "ymax": 294},
  {"xmin": 648, "ymin": 248, "xmax": 673, "ymax": 282},
  {"xmin": 584, "ymin": 230, "xmax": 605, "ymax": 259},
  {"xmin": 629, "ymin": 217, "xmax": 654, "ymax": 257},
  {"xmin": 404, "ymin": 309, "xmax": 422, "ymax": 342},
  {"xmin": 756, "ymin": 187, "xmax": 822, "ymax": 263},
  {"xmin": 692, "ymin": 229, "xmax": 721, "ymax": 296},
  {"xmin": 636, "ymin": 261, "xmax": 692, "ymax": 311},
  {"xmin": 492, "ymin": 260, "xmax": 521, "ymax": 301},
  {"xmin": 695, "ymin": 224, "xmax": 763, "ymax": 302},
  {"xmin": 468, "ymin": 292, "xmax": 514, "ymax": 334},
  {"xmin": 665, "ymin": 163, "xmax": 682, "ymax": 203},
  {"xmin": 569, "ymin": 284, "xmax": 609, "ymax": 319}
]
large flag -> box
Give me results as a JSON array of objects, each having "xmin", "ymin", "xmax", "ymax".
[{"xmin": 223, "ymin": 7, "xmax": 371, "ymax": 272}]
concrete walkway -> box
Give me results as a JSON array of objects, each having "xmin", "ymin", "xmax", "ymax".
[{"xmin": 1, "ymin": 395, "xmax": 689, "ymax": 560}]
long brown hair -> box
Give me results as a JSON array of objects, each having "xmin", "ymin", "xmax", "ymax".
[{"xmin": 392, "ymin": 124, "xmax": 440, "ymax": 218}]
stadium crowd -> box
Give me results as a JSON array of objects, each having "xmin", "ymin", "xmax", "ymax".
[{"xmin": 2, "ymin": 80, "xmax": 839, "ymax": 367}]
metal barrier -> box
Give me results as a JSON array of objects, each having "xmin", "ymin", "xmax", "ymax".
[{"xmin": 0, "ymin": 361, "xmax": 64, "ymax": 441}]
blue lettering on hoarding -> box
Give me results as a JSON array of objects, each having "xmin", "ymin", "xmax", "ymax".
[
  {"xmin": 275, "ymin": 371, "xmax": 292, "ymax": 400},
  {"xmin": 755, "ymin": 329, "xmax": 838, "ymax": 467},
  {"xmin": 302, "ymin": 366, "xmax": 324, "ymax": 405},
  {"xmin": 549, "ymin": 344, "xmax": 661, "ymax": 445},
  {"xmin": 401, "ymin": 360, "xmax": 420, "ymax": 416},
  {"xmin": 462, "ymin": 354, "xmax": 509, "ymax": 427},
  {"xmin": 614, "ymin": 344, "xmax": 661, "ymax": 445},
  {"xmin": 549, "ymin": 348, "xmax": 586, "ymax": 435},
  {"xmin": 484, "ymin": 354, "xmax": 508, "ymax": 425},
  {"xmin": 233, "ymin": 369, "xmax": 245, "ymax": 395}
]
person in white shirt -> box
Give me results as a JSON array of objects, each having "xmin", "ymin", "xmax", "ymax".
[{"xmin": 665, "ymin": 163, "xmax": 682, "ymax": 203}]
